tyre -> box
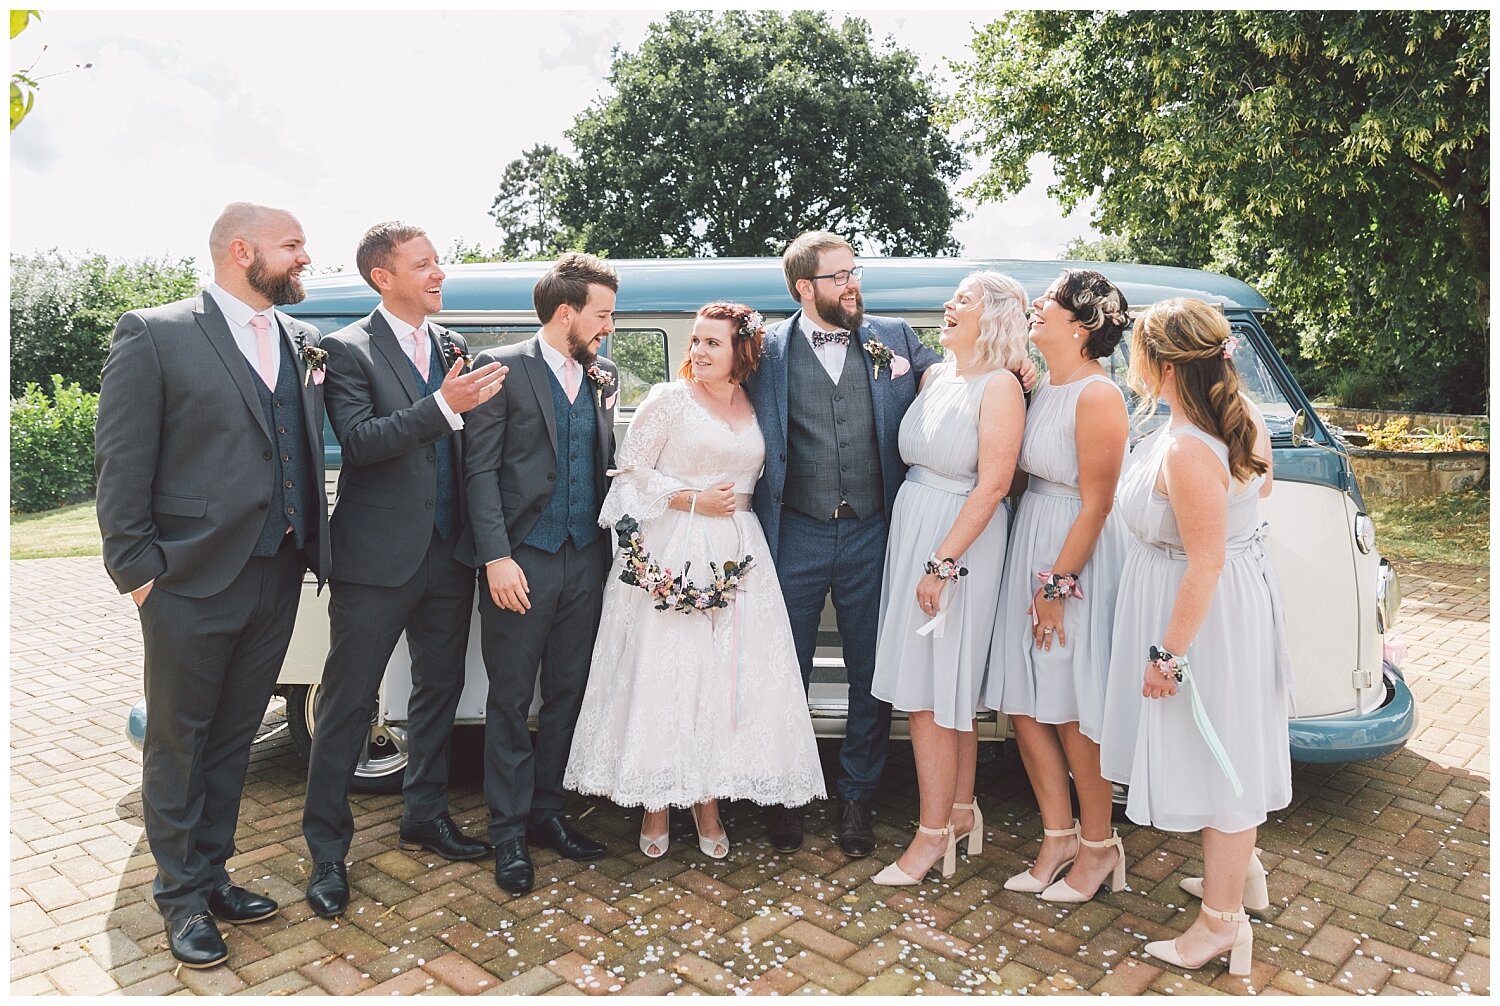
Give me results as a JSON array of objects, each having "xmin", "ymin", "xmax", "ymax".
[{"xmin": 284, "ymin": 683, "xmax": 407, "ymax": 795}]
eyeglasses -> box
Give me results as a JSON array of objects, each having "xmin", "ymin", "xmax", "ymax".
[{"xmin": 807, "ymin": 265, "xmax": 863, "ymax": 286}]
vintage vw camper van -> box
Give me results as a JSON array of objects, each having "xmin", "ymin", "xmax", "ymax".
[{"xmin": 132, "ymin": 258, "xmax": 1412, "ymax": 791}]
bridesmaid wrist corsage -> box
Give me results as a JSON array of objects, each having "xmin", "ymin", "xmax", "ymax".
[
  {"xmin": 923, "ymin": 556, "xmax": 967, "ymax": 581},
  {"xmin": 1038, "ymin": 570, "xmax": 1083, "ymax": 602},
  {"xmin": 1148, "ymin": 644, "xmax": 1187, "ymax": 683}
]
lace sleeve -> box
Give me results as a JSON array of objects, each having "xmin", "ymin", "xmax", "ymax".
[{"xmin": 598, "ymin": 382, "xmax": 690, "ymax": 528}]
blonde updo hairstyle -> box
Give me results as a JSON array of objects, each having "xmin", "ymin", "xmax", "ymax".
[
  {"xmin": 1129, "ymin": 298, "xmax": 1268, "ymax": 482},
  {"xmin": 959, "ymin": 270, "xmax": 1030, "ymax": 373}
]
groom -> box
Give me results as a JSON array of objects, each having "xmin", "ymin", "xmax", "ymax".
[
  {"xmin": 463, "ymin": 252, "xmax": 620, "ymax": 895},
  {"xmin": 748, "ymin": 231, "xmax": 942, "ymax": 857}
]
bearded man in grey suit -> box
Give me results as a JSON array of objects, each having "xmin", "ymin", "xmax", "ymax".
[
  {"xmin": 300, "ymin": 222, "xmax": 508, "ymax": 919},
  {"xmin": 464, "ymin": 253, "xmax": 620, "ymax": 896},
  {"xmin": 746, "ymin": 231, "xmax": 943, "ymax": 859},
  {"xmin": 96, "ymin": 202, "xmax": 329, "ymax": 968}
]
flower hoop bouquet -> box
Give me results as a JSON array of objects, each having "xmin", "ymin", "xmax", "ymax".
[{"xmin": 613, "ymin": 514, "xmax": 755, "ymax": 614}]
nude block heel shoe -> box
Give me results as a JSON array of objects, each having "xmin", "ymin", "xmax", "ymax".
[
  {"xmin": 1039, "ymin": 828, "xmax": 1126, "ymax": 903},
  {"xmin": 1178, "ymin": 848, "xmax": 1270, "ymax": 911},
  {"xmin": 952, "ymin": 801, "xmax": 983, "ymax": 858},
  {"xmin": 1145, "ymin": 906, "xmax": 1254, "ymax": 977},
  {"xmin": 873, "ymin": 825, "xmax": 951, "ymax": 886},
  {"xmin": 1003, "ymin": 819, "xmax": 1078, "ymax": 893}
]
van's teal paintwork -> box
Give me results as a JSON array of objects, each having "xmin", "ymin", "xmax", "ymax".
[{"xmin": 290, "ymin": 257, "xmax": 1273, "ymax": 322}]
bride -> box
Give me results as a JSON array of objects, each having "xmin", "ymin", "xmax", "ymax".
[{"xmin": 564, "ymin": 302, "xmax": 826, "ymax": 859}]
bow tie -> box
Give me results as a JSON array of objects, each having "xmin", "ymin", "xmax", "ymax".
[{"xmin": 811, "ymin": 329, "xmax": 850, "ymax": 348}]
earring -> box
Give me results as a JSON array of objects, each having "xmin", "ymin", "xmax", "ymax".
[{"xmin": 1073, "ymin": 332, "xmax": 1082, "ymax": 340}]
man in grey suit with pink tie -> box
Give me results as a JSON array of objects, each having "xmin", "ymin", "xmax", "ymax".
[{"xmin": 96, "ymin": 202, "xmax": 329, "ymax": 968}]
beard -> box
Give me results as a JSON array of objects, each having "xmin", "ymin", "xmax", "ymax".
[
  {"xmin": 246, "ymin": 247, "xmax": 306, "ymax": 306},
  {"xmin": 565, "ymin": 315, "xmax": 599, "ymax": 367},
  {"xmin": 814, "ymin": 285, "xmax": 864, "ymax": 333}
]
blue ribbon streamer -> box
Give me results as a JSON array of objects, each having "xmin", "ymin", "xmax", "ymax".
[{"xmin": 1179, "ymin": 663, "xmax": 1244, "ymax": 798}]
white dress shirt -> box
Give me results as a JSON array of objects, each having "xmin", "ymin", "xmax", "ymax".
[
  {"xmin": 207, "ymin": 283, "xmax": 281, "ymax": 386},
  {"xmin": 798, "ymin": 313, "xmax": 850, "ymax": 383},
  {"xmin": 377, "ymin": 305, "xmax": 462, "ymax": 430}
]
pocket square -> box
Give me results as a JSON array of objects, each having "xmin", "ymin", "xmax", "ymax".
[{"xmin": 604, "ymin": 393, "xmax": 618, "ymax": 410}]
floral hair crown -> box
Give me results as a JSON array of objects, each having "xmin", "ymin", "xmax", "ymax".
[{"xmin": 738, "ymin": 310, "xmax": 765, "ymax": 341}]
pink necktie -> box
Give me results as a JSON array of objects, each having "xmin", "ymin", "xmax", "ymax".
[
  {"xmin": 562, "ymin": 358, "xmax": 580, "ymax": 403},
  {"xmin": 412, "ymin": 325, "xmax": 430, "ymax": 381},
  {"xmin": 249, "ymin": 314, "xmax": 274, "ymax": 389}
]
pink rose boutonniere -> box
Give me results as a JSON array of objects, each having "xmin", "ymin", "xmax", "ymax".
[
  {"xmin": 586, "ymin": 363, "xmax": 616, "ymax": 408},
  {"xmin": 864, "ymin": 337, "xmax": 910, "ymax": 379}
]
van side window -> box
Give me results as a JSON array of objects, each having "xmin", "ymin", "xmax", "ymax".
[{"xmin": 602, "ymin": 329, "xmax": 668, "ymax": 409}]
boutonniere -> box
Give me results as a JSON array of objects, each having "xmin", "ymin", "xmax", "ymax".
[
  {"xmin": 863, "ymin": 337, "xmax": 911, "ymax": 380},
  {"xmin": 586, "ymin": 363, "xmax": 616, "ymax": 408},
  {"xmin": 295, "ymin": 333, "xmax": 328, "ymax": 387},
  {"xmin": 438, "ymin": 332, "xmax": 470, "ymax": 370}
]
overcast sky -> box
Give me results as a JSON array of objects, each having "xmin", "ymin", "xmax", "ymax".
[{"xmin": 9, "ymin": 10, "xmax": 1098, "ymax": 273}]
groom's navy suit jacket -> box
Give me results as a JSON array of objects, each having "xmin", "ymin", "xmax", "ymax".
[{"xmin": 748, "ymin": 309, "xmax": 942, "ymax": 563}]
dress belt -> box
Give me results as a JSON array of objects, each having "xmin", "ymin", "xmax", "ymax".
[
  {"xmin": 905, "ymin": 465, "xmax": 975, "ymax": 496},
  {"xmin": 1141, "ymin": 524, "xmax": 1268, "ymax": 562},
  {"xmin": 1025, "ymin": 475, "xmax": 1081, "ymax": 499},
  {"xmin": 734, "ymin": 492, "xmax": 754, "ymax": 511}
]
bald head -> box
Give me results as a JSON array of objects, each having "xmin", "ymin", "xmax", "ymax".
[
  {"xmin": 209, "ymin": 201, "xmax": 310, "ymax": 309},
  {"xmin": 209, "ymin": 202, "xmax": 295, "ymax": 265}
]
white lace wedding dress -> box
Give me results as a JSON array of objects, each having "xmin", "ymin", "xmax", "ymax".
[{"xmin": 564, "ymin": 380, "xmax": 826, "ymax": 811}]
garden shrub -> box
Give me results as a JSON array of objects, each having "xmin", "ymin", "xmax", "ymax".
[{"xmin": 11, "ymin": 376, "xmax": 100, "ymax": 513}]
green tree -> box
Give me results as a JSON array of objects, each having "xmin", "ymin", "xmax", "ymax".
[
  {"xmin": 487, "ymin": 143, "xmax": 570, "ymax": 258},
  {"xmin": 10, "ymin": 251, "xmax": 201, "ymax": 396},
  {"xmin": 11, "ymin": 10, "xmax": 41, "ymax": 131},
  {"xmin": 559, "ymin": 10, "xmax": 965, "ymax": 258},
  {"xmin": 948, "ymin": 10, "xmax": 1489, "ymax": 411}
]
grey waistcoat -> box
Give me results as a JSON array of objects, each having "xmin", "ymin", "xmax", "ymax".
[{"xmin": 783, "ymin": 331, "xmax": 882, "ymax": 520}]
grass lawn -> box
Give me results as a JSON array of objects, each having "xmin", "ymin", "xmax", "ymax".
[
  {"xmin": 11, "ymin": 500, "xmax": 101, "ymax": 560},
  {"xmin": 1365, "ymin": 488, "xmax": 1489, "ymax": 569}
]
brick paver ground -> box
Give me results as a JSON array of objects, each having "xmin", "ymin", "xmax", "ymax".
[{"xmin": 10, "ymin": 556, "xmax": 1489, "ymax": 995}]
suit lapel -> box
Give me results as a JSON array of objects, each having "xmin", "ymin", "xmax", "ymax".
[
  {"xmin": 853, "ymin": 321, "xmax": 889, "ymax": 458},
  {"xmin": 767, "ymin": 311, "xmax": 796, "ymax": 449},
  {"xmin": 194, "ymin": 292, "xmax": 272, "ymax": 442},
  {"xmin": 277, "ymin": 310, "xmax": 324, "ymax": 463},
  {"xmin": 521, "ymin": 337, "xmax": 559, "ymax": 453},
  {"xmin": 369, "ymin": 311, "xmax": 422, "ymax": 405},
  {"xmin": 589, "ymin": 362, "xmax": 611, "ymax": 471}
]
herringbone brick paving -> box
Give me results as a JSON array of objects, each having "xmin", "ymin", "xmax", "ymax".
[{"xmin": 9, "ymin": 556, "xmax": 1489, "ymax": 994}]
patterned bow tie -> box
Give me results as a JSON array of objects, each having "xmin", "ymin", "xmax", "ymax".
[{"xmin": 811, "ymin": 329, "xmax": 850, "ymax": 348}]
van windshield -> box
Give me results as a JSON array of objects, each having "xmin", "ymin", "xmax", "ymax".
[{"xmin": 1100, "ymin": 319, "xmax": 1296, "ymax": 442}]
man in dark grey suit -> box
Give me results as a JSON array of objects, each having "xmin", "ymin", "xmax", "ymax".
[
  {"xmin": 96, "ymin": 202, "xmax": 330, "ymax": 968},
  {"xmin": 747, "ymin": 231, "xmax": 943, "ymax": 858},
  {"xmin": 464, "ymin": 253, "xmax": 620, "ymax": 895},
  {"xmin": 300, "ymin": 222, "xmax": 508, "ymax": 919}
]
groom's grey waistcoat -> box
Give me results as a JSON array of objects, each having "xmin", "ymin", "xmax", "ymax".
[{"xmin": 783, "ymin": 330, "xmax": 882, "ymax": 520}]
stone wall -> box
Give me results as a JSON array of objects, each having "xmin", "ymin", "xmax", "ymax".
[
  {"xmin": 1349, "ymin": 448, "xmax": 1489, "ymax": 498},
  {"xmin": 1320, "ymin": 406, "xmax": 1488, "ymax": 436}
]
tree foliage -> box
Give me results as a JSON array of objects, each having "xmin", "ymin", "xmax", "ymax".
[
  {"xmin": 487, "ymin": 144, "xmax": 570, "ymax": 259},
  {"xmin": 558, "ymin": 10, "xmax": 964, "ymax": 258},
  {"xmin": 948, "ymin": 10, "xmax": 1489, "ymax": 411},
  {"xmin": 11, "ymin": 376, "xmax": 99, "ymax": 513},
  {"xmin": 10, "ymin": 251, "xmax": 202, "ymax": 396}
]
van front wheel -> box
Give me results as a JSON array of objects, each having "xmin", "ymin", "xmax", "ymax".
[{"xmin": 284, "ymin": 683, "xmax": 408, "ymax": 795}]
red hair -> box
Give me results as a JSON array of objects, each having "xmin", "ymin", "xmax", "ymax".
[{"xmin": 678, "ymin": 302, "xmax": 765, "ymax": 384}]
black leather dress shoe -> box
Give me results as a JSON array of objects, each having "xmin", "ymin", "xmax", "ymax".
[
  {"xmin": 838, "ymin": 799, "xmax": 875, "ymax": 858},
  {"xmin": 494, "ymin": 837, "xmax": 534, "ymax": 895},
  {"xmin": 400, "ymin": 812, "xmax": 492, "ymax": 862},
  {"xmin": 208, "ymin": 883, "xmax": 278, "ymax": 924},
  {"xmin": 765, "ymin": 805, "xmax": 804, "ymax": 853},
  {"xmin": 526, "ymin": 815, "xmax": 606, "ymax": 862},
  {"xmin": 305, "ymin": 861, "xmax": 349, "ymax": 918},
  {"xmin": 167, "ymin": 913, "xmax": 228, "ymax": 968}
]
